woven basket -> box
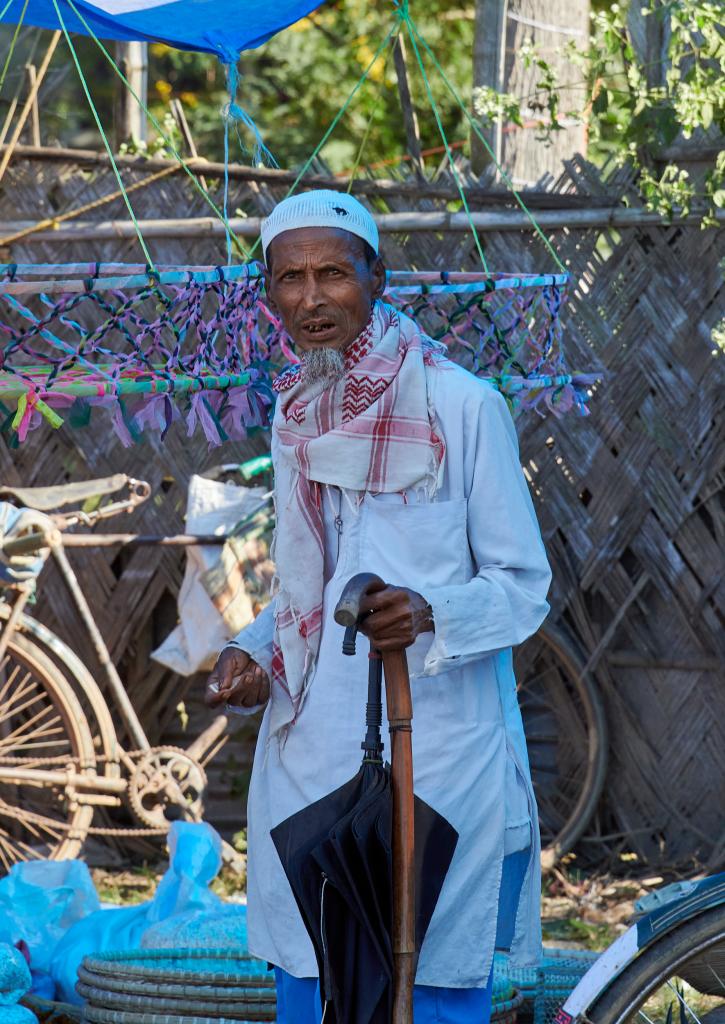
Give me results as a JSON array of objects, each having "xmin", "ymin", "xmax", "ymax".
[
  {"xmin": 79, "ymin": 948, "xmax": 276, "ymax": 1023},
  {"xmin": 532, "ymin": 949, "xmax": 600, "ymax": 1024},
  {"xmin": 492, "ymin": 988, "xmax": 525, "ymax": 1024},
  {"xmin": 495, "ymin": 948, "xmax": 599, "ymax": 1006}
]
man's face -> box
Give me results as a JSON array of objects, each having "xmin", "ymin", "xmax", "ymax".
[{"xmin": 264, "ymin": 227, "xmax": 385, "ymax": 353}]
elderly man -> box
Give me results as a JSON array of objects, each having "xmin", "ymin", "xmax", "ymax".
[{"xmin": 206, "ymin": 190, "xmax": 551, "ymax": 1024}]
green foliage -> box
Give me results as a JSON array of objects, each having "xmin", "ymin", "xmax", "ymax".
[
  {"xmin": 146, "ymin": 0, "xmax": 474, "ymax": 172},
  {"xmin": 0, "ymin": 1, "xmax": 473, "ymax": 173},
  {"xmin": 1, "ymin": 0, "xmax": 721, "ymax": 218},
  {"xmin": 473, "ymin": 0, "xmax": 724, "ymax": 222},
  {"xmin": 119, "ymin": 110, "xmax": 182, "ymax": 158},
  {"xmin": 542, "ymin": 914, "xmax": 620, "ymax": 951},
  {"xmin": 712, "ymin": 260, "xmax": 725, "ymax": 354}
]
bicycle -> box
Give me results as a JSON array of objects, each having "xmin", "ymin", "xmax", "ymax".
[
  {"xmin": 0, "ymin": 468, "xmax": 271, "ymax": 869},
  {"xmin": 0, "ymin": 463, "xmax": 605, "ymax": 870},
  {"xmin": 556, "ymin": 871, "xmax": 725, "ymax": 1024},
  {"xmin": 514, "ymin": 625, "xmax": 608, "ymax": 868}
]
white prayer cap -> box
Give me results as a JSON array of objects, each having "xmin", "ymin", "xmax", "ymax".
[{"xmin": 261, "ymin": 190, "xmax": 379, "ymax": 260}]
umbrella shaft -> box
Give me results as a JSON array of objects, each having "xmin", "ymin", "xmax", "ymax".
[{"xmin": 363, "ymin": 651, "xmax": 384, "ymax": 759}]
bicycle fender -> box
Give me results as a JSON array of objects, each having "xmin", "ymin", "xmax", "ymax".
[
  {"xmin": 634, "ymin": 872, "xmax": 725, "ymax": 946},
  {"xmin": 557, "ymin": 926, "xmax": 639, "ymax": 1024},
  {"xmin": 556, "ymin": 871, "xmax": 725, "ymax": 1024}
]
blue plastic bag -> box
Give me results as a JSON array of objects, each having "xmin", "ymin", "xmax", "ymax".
[
  {"xmin": 0, "ymin": 941, "xmax": 37, "ymax": 1021},
  {"xmin": 3, "ymin": 1008, "xmax": 37, "ymax": 1023},
  {"xmin": 0, "ymin": 942, "xmax": 31, "ymax": 1005},
  {"xmin": 0, "ymin": 861, "xmax": 99, "ymax": 975},
  {"xmin": 50, "ymin": 821, "xmax": 233, "ymax": 1005}
]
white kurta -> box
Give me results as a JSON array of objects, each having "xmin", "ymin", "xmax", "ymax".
[{"xmin": 229, "ymin": 358, "xmax": 551, "ymax": 987}]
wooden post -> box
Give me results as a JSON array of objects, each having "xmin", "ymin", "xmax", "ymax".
[
  {"xmin": 114, "ymin": 41, "xmax": 148, "ymax": 148},
  {"xmin": 0, "ymin": 97, "xmax": 19, "ymax": 149},
  {"xmin": 25, "ymin": 65, "xmax": 41, "ymax": 147},
  {"xmin": 471, "ymin": 0, "xmax": 507, "ymax": 175},
  {"xmin": 393, "ymin": 32, "xmax": 425, "ymax": 177},
  {"xmin": 472, "ymin": 0, "xmax": 591, "ymax": 184},
  {"xmin": 170, "ymin": 97, "xmax": 208, "ymax": 191},
  {"xmin": 0, "ymin": 31, "xmax": 61, "ymax": 183}
]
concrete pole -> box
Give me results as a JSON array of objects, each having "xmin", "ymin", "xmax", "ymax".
[
  {"xmin": 471, "ymin": 0, "xmax": 507, "ymax": 176},
  {"xmin": 114, "ymin": 41, "xmax": 148, "ymax": 147}
]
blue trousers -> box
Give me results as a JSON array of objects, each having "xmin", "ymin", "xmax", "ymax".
[{"xmin": 274, "ymin": 848, "xmax": 529, "ymax": 1024}]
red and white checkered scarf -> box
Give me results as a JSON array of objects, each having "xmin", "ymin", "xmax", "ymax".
[{"xmin": 268, "ymin": 300, "xmax": 445, "ymax": 739}]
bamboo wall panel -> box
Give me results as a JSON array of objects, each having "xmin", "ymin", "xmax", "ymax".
[{"xmin": 0, "ymin": 152, "xmax": 722, "ymax": 868}]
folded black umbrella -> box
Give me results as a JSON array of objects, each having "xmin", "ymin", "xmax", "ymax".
[{"xmin": 271, "ymin": 652, "xmax": 458, "ymax": 1024}]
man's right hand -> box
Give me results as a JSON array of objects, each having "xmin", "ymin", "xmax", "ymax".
[{"xmin": 204, "ymin": 648, "xmax": 270, "ymax": 710}]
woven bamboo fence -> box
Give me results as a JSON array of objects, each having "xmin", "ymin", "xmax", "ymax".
[{"xmin": 0, "ymin": 149, "xmax": 722, "ymax": 870}]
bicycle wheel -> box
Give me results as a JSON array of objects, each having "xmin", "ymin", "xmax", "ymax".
[
  {"xmin": 514, "ymin": 623, "xmax": 608, "ymax": 866},
  {"xmin": 587, "ymin": 905, "xmax": 725, "ymax": 1024},
  {"xmin": 0, "ymin": 631, "xmax": 96, "ymax": 868},
  {"xmin": 0, "ymin": 603, "xmax": 122, "ymax": 766}
]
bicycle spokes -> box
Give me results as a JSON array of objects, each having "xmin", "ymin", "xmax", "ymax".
[{"xmin": 0, "ymin": 638, "xmax": 95, "ymax": 864}]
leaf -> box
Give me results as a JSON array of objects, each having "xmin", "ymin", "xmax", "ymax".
[
  {"xmin": 593, "ymin": 89, "xmax": 609, "ymax": 115},
  {"xmin": 657, "ymin": 106, "xmax": 680, "ymax": 146}
]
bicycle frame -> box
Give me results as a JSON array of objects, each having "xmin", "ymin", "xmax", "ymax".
[
  {"xmin": 0, "ymin": 467, "xmax": 271, "ymax": 742},
  {"xmin": 0, "ymin": 462, "xmax": 272, "ymax": 863},
  {"xmin": 0, "ymin": 501, "xmax": 234, "ymax": 752}
]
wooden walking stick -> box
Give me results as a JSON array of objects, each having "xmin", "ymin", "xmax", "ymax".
[
  {"xmin": 381, "ymin": 644, "xmax": 416, "ymax": 1024},
  {"xmin": 334, "ymin": 572, "xmax": 416, "ymax": 1024}
]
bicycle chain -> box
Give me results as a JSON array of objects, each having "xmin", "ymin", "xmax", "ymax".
[
  {"xmin": 0, "ymin": 747, "xmax": 193, "ymax": 837},
  {"xmin": 0, "ymin": 795, "xmax": 167, "ymax": 836},
  {"xmin": 0, "ymin": 746, "xmax": 172, "ymax": 767}
]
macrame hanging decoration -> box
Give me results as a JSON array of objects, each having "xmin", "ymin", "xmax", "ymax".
[
  {"xmin": 0, "ymin": 261, "xmax": 593, "ymax": 446},
  {"xmin": 0, "ymin": 0, "xmax": 599, "ymax": 445}
]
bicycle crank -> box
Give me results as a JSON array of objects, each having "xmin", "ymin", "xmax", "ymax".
[{"xmin": 128, "ymin": 747, "xmax": 207, "ymax": 828}]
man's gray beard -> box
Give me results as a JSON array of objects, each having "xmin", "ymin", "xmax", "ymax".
[{"xmin": 300, "ymin": 347, "xmax": 346, "ymax": 386}]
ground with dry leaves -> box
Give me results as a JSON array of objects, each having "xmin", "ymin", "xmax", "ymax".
[{"xmin": 90, "ymin": 863, "xmax": 671, "ymax": 953}]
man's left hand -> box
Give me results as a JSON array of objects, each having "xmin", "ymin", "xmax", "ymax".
[{"xmin": 359, "ymin": 584, "xmax": 434, "ymax": 651}]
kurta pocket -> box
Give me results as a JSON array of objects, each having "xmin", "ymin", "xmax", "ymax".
[{"xmin": 359, "ymin": 497, "xmax": 470, "ymax": 592}]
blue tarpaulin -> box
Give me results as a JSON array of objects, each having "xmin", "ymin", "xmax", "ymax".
[{"xmin": 0, "ymin": 0, "xmax": 325, "ymax": 61}]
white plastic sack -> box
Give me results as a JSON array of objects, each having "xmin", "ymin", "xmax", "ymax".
[{"xmin": 151, "ymin": 475, "xmax": 272, "ymax": 675}]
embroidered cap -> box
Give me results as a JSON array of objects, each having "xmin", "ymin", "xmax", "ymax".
[{"xmin": 261, "ymin": 190, "xmax": 379, "ymax": 260}]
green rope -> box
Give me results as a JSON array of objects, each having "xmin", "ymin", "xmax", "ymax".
[
  {"xmin": 407, "ymin": 14, "xmax": 567, "ymax": 274},
  {"xmin": 52, "ymin": 0, "xmax": 153, "ymax": 266},
  {"xmin": 288, "ymin": 23, "xmax": 399, "ymax": 196},
  {"xmin": 64, "ymin": 0, "xmax": 250, "ymax": 260},
  {"xmin": 247, "ymin": 20, "xmax": 399, "ymax": 259},
  {"xmin": 346, "ymin": 32, "xmax": 397, "ymax": 193},
  {"xmin": 403, "ymin": 15, "xmax": 489, "ymax": 272},
  {"xmin": 0, "ymin": 0, "xmax": 29, "ymax": 96}
]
